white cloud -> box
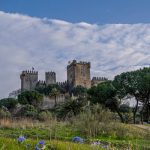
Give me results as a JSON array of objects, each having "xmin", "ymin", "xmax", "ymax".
[{"xmin": 0, "ymin": 11, "xmax": 150, "ymax": 98}]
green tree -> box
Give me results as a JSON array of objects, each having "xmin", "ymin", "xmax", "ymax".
[
  {"xmin": 113, "ymin": 67, "xmax": 150, "ymax": 124},
  {"xmin": 18, "ymin": 91, "xmax": 43, "ymax": 107},
  {"xmin": 72, "ymin": 85, "xmax": 87, "ymax": 97},
  {"xmin": 55, "ymin": 97, "xmax": 87, "ymax": 119},
  {"xmin": 35, "ymin": 84, "xmax": 61, "ymax": 96},
  {"xmin": 88, "ymin": 81, "xmax": 125, "ymax": 123},
  {"xmin": 0, "ymin": 98, "xmax": 18, "ymax": 110},
  {"xmin": 49, "ymin": 88, "xmax": 60, "ymax": 106}
]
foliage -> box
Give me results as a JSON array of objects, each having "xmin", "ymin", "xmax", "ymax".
[
  {"xmin": 35, "ymin": 84, "xmax": 61, "ymax": 96},
  {"xmin": 0, "ymin": 98, "xmax": 18, "ymax": 110},
  {"xmin": 70, "ymin": 104, "xmax": 116, "ymax": 138},
  {"xmin": 17, "ymin": 104, "xmax": 38, "ymax": 118},
  {"xmin": 113, "ymin": 67, "xmax": 150, "ymax": 123},
  {"xmin": 38, "ymin": 111, "xmax": 52, "ymax": 121},
  {"xmin": 18, "ymin": 91, "xmax": 43, "ymax": 107},
  {"xmin": 72, "ymin": 85, "xmax": 87, "ymax": 97},
  {"xmin": 88, "ymin": 81, "xmax": 124, "ymax": 122},
  {"xmin": 49, "ymin": 88, "xmax": 60, "ymax": 106},
  {"xmin": 55, "ymin": 97, "xmax": 87, "ymax": 119},
  {"xmin": 0, "ymin": 107, "xmax": 11, "ymax": 118}
]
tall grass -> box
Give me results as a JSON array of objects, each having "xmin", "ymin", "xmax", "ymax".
[{"xmin": 0, "ymin": 105, "xmax": 149, "ymax": 149}]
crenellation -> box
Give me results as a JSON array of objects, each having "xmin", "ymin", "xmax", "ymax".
[
  {"xmin": 20, "ymin": 60, "xmax": 108, "ymax": 92},
  {"xmin": 56, "ymin": 81, "xmax": 67, "ymax": 86},
  {"xmin": 91, "ymin": 76, "xmax": 108, "ymax": 86},
  {"xmin": 45, "ymin": 71, "xmax": 56, "ymax": 85},
  {"xmin": 67, "ymin": 60, "xmax": 91, "ymax": 88}
]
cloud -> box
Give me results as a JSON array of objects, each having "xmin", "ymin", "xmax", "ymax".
[{"xmin": 0, "ymin": 11, "xmax": 150, "ymax": 98}]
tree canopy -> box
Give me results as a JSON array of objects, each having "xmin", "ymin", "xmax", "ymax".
[{"xmin": 18, "ymin": 91, "xmax": 43, "ymax": 107}]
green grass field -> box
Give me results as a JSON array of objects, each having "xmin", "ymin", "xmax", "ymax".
[{"xmin": 0, "ymin": 119, "xmax": 150, "ymax": 150}]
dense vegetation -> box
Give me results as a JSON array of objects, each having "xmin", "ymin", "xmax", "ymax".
[{"xmin": 0, "ymin": 67, "xmax": 150, "ymax": 149}]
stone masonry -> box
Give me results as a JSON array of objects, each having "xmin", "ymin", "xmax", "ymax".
[{"xmin": 67, "ymin": 60, "xmax": 91, "ymax": 89}]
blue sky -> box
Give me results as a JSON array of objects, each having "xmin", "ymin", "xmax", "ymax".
[{"xmin": 0, "ymin": 0, "xmax": 150, "ymax": 23}]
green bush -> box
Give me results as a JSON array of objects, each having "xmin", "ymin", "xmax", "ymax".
[
  {"xmin": 38, "ymin": 111, "xmax": 52, "ymax": 121},
  {"xmin": 0, "ymin": 107, "xmax": 11, "ymax": 118},
  {"xmin": 0, "ymin": 98, "xmax": 18, "ymax": 110},
  {"xmin": 18, "ymin": 91, "xmax": 43, "ymax": 107},
  {"xmin": 70, "ymin": 104, "xmax": 115, "ymax": 138},
  {"xmin": 16, "ymin": 104, "xmax": 38, "ymax": 118}
]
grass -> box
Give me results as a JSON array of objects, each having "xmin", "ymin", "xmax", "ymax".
[
  {"xmin": 0, "ymin": 118, "xmax": 150, "ymax": 149},
  {"xmin": 0, "ymin": 137, "xmax": 104, "ymax": 150}
]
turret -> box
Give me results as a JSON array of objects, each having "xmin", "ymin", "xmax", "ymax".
[
  {"xmin": 20, "ymin": 70, "xmax": 38, "ymax": 91},
  {"xmin": 45, "ymin": 71, "xmax": 56, "ymax": 85}
]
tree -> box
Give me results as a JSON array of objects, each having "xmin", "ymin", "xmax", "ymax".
[
  {"xmin": 49, "ymin": 88, "xmax": 60, "ymax": 106},
  {"xmin": 35, "ymin": 84, "xmax": 61, "ymax": 96},
  {"xmin": 113, "ymin": 67, "xmax": 150, "ymax": 124},
  {"xmin": 0, "ymin": 98, "xmax": 18, "ymax": 110},
  {"xmin": 72, "ymin": 85, "xmax": 87, "ymax": 97},
  {"xmin": 18, "ymin": 91, "xmax": 43, "ymax": 107},
  {"xmin": 88, "ymin": 81, "xmax": 125, "ymax": 123},
  {"xmin": 55, "ymin": 97, "xmax": 87, "ymax": 119}
]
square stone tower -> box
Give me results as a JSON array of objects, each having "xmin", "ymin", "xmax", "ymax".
[
  {"xmin": 67, "ymin": 60, "xmax": 91, "ymax": 88},
  {"xmin": 20, "ymin": 70, "xmax": 38, "ymax": 91},
  {"xmin": 45, "ymin": 72, "xmax": 56, "ymax": 85}
]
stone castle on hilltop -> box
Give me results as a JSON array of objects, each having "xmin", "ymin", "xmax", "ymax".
[{"xmin": 20, "ymin": 60, "xmax": 108, "ymax": 92}]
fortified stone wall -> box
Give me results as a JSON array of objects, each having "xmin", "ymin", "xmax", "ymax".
[{"xmin": 91, "ymin": 77, "xmax": 108, "ymax": 86}]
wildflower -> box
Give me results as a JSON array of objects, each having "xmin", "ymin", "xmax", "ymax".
[
  {"xmin": 18, "ymin": 136, "xmax": 26, "ymax": 143},
  {"xmin": 36, "ymin": 140, "xmax": 46, "ymax": 150},
  {"xmin": 72, "ymin": 136, "xmax": 84, "ymax": 143},
  {"xmin": 91, "ymin": 141, "xmax": 101, "ymax": 146},
  {"xmin": 38, "ymin": 140, "xmax": 45, "ymax": 146}
]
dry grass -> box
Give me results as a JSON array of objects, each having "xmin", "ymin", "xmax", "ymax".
[{"xmin": 0, "ymin": 118, "xmax": 43, "ymax": 128}]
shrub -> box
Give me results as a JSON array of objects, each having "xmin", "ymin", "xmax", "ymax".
[
  {"xmin": 38, "ymin": 111, "xmax": 52, "ymax": 121},
  {"xmin": 16, "ymin": 104, "xmax": 38, "ymax": 119},
  {"xmin": 0, "ymin": 107, "xmax": 11, "ymax": 118},
  {"xmin": 18, "ymin": 91, "xmax": 43, "ymax": 107},
  {"xmin": 0, "ymin": 98, "xmax": 18, "ymax": 110},
  {"xmin": 70, "ymin": 104, "xmax": 115, "ymax": 138},
  {"xmin": 55, "ymin": 97, "xmax": 87, "ymax": 119}
]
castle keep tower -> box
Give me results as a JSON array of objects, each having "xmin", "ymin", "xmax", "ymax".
[
  {"xmin": 67, "ymin": 60, "xmax": 91, "ymax": 88},
  {"xmin": 45, "ymin": 72, "xmax": 56, "ymax": 85},
  {"xmin": 20, "ymin": 70, "xmax": 38, "ymax": 91}
]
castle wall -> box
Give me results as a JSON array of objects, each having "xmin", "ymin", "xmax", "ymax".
[
  {"xmin": 41, "ymin": 94, "xmax": 65, "ymax": 109},
  {"xmin": 91, "ymin": 77, "xmax": 108, "ymax": 86}
]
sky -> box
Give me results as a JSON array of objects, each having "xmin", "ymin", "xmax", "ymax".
[{"xmin": 0, "ymin": 0, "xmax": 150, "ymax": 98}]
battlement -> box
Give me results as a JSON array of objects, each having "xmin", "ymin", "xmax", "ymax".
[
  {"xmin": 22, "ymin": 70, "xmax": 38, "ymax": 75},
  {"xmin": 92, "ymin": 77, "xmax": 108, "ymax": 81},
  {"xmin": 67, "ymin": 60, "xmax": 91, "ymax": 68},
  {"xmin": 45, "ymin": 71, "xmax": 56, "ymax": 76},
  {"xmin": 56, "ymin": 81, "xmax": 67, "ymax": 86},
  {"xmin": 38, "ymin": 80, "xmax": 46, "ymax": 84},
  {"xmin": 45, "ymin": 71, "xmax": 56, "ymax": 85}
]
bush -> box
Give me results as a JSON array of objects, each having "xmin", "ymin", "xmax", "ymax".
[
  {"xmin": 16, "ymin": 104, "xmax": 38, "ymax": 119},
  {"xmin": 0, "ymin": 98, "xmax": 18, "ymax": 110},
  {"xmin": 18, "ymin": 91, "xmax": 43, "ymax": 107},
  {"xmin": 0, "ymin": 107, "xmax": 11, "ymax": 118},
  {"xmin": 38, "ymin": 111, "xmax": 52, "ymax": 121},
  {"xmin": 55, "ymin": 97, "xmax": 87, "ymax": 119},
  {"xmin": 70, "ymin": 104, "xmax": 115, "ymax": 138}
]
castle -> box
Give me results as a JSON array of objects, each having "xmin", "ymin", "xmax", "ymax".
[{"xmin": 20, "ymin": 60, "xmax": 108, "ymax": 92}]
